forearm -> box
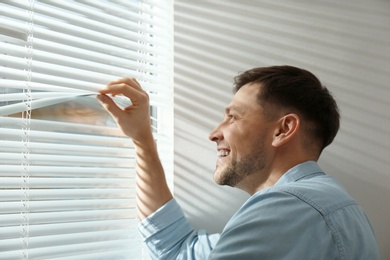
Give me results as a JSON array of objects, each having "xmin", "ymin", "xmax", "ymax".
[
  {"xmin": 139, "ymin": 199, "xmax": 220, "ymax": 260},
  {"xmin": 133, "ymin": 134, "xmax": 173, "ymax": 220},
  {"xmin": 97, "ymin": 78, "xmax": 173, "ymax": 220}
]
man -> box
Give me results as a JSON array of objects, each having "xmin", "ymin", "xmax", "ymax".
[{"xmin": 97, "ymin": 65, "xmax": 380, "ymax": 259}]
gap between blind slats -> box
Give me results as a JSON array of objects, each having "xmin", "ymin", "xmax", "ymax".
[
  {"xmin": 0, "ymin": 117, "xmax": 120, "ymax": 135},
  {"xmin": 0, "ymin": 118, "xmax": 168, "ymax": 141},
  {"xmin": 0, "ymin": 24, "xmax": 27, "ymax": 41},
  {"xmin": 0, "ymin": 93, "xmax": 96, "ymax": 117},
  {"xmin": 0, "ymin": 16, "xmax": 29, "ymax": 38},
  {"xmin": 0, "ymin": 116, "xmax": 125, "ymax": 138}
]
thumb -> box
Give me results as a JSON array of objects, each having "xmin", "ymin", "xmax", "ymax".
[{"xmin": 97, "ymin": 94, "xmax": 123, "ymax": 121}]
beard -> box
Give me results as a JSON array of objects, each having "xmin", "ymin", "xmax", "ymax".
[{"xmin": 214, "ymin": 140, "xmax": 266, "ymax": 187}]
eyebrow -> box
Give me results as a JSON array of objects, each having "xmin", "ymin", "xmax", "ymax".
[{"xmin": 225, "ymin": 106, "xmax": 244, "ymax": 115}]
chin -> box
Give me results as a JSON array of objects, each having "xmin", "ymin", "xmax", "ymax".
[
  {"xmin": 213, "ymin": 170, "xmax": 236, "ymax": 187},
  {"xmin": 213, "ymin": 168, "xmax": 225, "ymax": 185}
]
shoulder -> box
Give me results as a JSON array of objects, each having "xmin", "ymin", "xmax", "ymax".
[
  {"xmin": 272, "ymin": 174, "xmax": 357, "ymax": 216},
  {"xmin": 218, "ymin": 175, "xmax": 379, "ymax": 259},
  {"xmin": 238, "ymin": 174, "xmax": 355, "ymax": 217},
  {"xmin": 211, "ymin": 177, "xmax": 342, "ymax": 259}
]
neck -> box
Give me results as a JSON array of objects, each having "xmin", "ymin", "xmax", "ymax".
[{"xmin": 239, "ymin": 151, "xmax": 317, "ymax": 195}]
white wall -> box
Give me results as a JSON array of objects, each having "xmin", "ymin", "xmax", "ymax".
[{"xmin": 174, "ymin": 1, "xmax": 390, "ymax": 258}]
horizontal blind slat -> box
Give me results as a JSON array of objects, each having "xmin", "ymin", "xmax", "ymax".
[
  {"xmin": 1, "ymin": 1, "xmax": 173, "ymax": 258},
  {"xmin": 50, "ymin": 248, "xmax": 140, "ymax": 260},
  {"xmin": 0, "ymin": 42, "xmax": 28, "ymax": 58},
  {"xmin": 0, "ymin": 177, "xmax": 135, "ymax": 189},
  {"xmin": 1, "ymin": 238, "xmax": 138, "ymax": 259},
  {"xmin": 0, "ymin": 5, "xmax": 165, "ymax": 51},
  {"xmin": 9, "ymin": 0, "xmax": 169, "ymax": 35},
  {"xmin": 0, "ymin": 153, "xmax": 134, "ymax": 166},
  {"xmin": 0, "ymin": 140, "xmax": 134, "ymax": 156},
  {"xmin": 32, "ymin": 38, "xmax": 154, "ymax": 68},
  {"xmin": 2, "ymin": 219, "xmax": 137, "ymax": 239},
  {"xmin": 1, "ymin": 188, "xmax": 134, "ymax": 201},
  {"xmin": 0, "ymin": 199, "xmax": 135, "ymax": 214},
  {"xmin": 0, "ymin": 209, "xmax": 136, "ymax": 226},
  {"xmin": 0, "ymin": 128, "xmax": 132, "ymax": 146},
  {"xmin": 0, "ymin": 165, "xmax": 133, "ymax": 178}
]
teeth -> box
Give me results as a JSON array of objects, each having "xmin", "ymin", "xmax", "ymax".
[{"xmin": 218, "ymin": 150, "xmax": 230, "ymax": 157}]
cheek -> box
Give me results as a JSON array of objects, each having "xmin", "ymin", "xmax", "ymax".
[
  {"xmin": 228, "ymin": 134, "xmax": 253, "ymax": 158},
  {"xmin": 238, "ymin": 129, "xmax": 271, "ymax": 155}
]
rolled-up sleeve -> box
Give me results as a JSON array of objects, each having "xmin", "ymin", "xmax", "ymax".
[{"xmin": 139, "ymin": 199, "xmax": 220, "ymax": 260}]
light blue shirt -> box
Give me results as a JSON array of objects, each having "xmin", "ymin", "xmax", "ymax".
[{"xmin": 139, "ymin": 161, "xmax": 380, "ymax": 259}]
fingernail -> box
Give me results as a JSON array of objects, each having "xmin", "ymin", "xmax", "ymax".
[{"xmin": 97, "ymin": 94, "xmax": 106, "ymax": 102}]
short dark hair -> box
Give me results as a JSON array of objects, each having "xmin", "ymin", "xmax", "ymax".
[{"xmin": 234, "ymin": 65, "xmax": 340, "ymax": 152}]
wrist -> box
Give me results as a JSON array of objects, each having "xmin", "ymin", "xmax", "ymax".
[{"xmin": 133, "ymin": 131, "xmax": 156, "ymax": 150}]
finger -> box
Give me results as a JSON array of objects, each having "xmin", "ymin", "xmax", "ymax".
[
  {"xmin": 99, "ymin": 83, "xmax": 148, "ymax": 106},
  {"xmin": 107, "ymin": 77, "xmax": 142, "ymax": 91},
  {"xmin": 131, "ymin": 78, "xmax": 142, "ymax": 89},
  {"xmin": 96, "ymin": 94, "xmax": 124, "ymax": 121}
]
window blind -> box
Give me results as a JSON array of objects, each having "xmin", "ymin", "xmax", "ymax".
[{"xmin": 0, "ymin": 1, "xmax": 173, "ymax": 259}]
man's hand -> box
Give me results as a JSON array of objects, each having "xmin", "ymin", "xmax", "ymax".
[
  {"xmin": 97, "ymin": 77, "xmax": 173, "ymax": 220},
  {"xmin": 97, "ymin": 78, "xmax": 152, "ymax": 143}
]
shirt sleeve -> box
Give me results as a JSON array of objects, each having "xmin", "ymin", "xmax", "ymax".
[{"xmin": 138, "ymin": 198, "xmax": 220, "ymax": 260}]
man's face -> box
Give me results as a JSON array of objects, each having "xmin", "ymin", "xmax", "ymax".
[{"xmin": 209, "ymin": 83, "xmax": 276, "ymax": 191}]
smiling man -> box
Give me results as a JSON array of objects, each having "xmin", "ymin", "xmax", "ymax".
[
  {"xmin": 210, "ymin": 83, "xmax": 281, "ymax": 193},
  {"xmin": 98, "ymin": 65, "xmax": 380, "ymax": 259}
]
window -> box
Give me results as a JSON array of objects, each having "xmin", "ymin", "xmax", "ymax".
[{"xmin": 0, "ymin": 1, "xmax": 173, "ymax": 259}]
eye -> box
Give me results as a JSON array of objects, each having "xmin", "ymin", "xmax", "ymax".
[{"xmin": 227, "ymin": 114, "xmax": 236, "ymax": 121}]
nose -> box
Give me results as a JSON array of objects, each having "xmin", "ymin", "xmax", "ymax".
[{"xmin": 209, "ymin": 123, "xmax": 223, "ymax": 142}]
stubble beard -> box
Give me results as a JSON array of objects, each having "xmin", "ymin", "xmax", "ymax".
[{"xmin": 214, "ymin": 142, "xmax": 266, "ymax": 187}]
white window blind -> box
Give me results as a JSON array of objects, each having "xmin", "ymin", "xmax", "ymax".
[{"xmin": 0, "ymin": 1, "xmax": 173, "ymax": 259}]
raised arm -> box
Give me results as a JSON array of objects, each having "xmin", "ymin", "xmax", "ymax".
[{"xmin": 97, "ymin": 78, "xmax": 173, "ymax": 220}]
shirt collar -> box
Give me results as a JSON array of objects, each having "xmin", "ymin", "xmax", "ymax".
[{"xmin": 274, "ymin": 160, "xmax": 325, "ymax": 186}]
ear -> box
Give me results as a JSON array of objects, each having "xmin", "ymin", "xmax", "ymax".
[{"xmin": 272, "ymin": 113, "xmax": 300, "ymax": 147}]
